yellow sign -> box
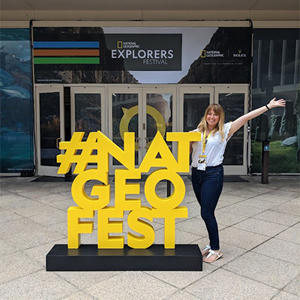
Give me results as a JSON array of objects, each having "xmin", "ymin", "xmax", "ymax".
[
  {"xmin": 57, "ymin": 131, "xmax": 201, "ymax": 249},
  {"xmin": 119, "ymin": 105, "xmax": 166, "ymax": 149}
]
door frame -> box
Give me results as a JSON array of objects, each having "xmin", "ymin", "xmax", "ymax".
[
  {"xmin": 34, "ymin": 83, "xmax": 250, "ymax": 176},
  {"xmin": 142, "ymin": 84, "xmax": 177, "ymax": 160},
  {"xmin": 108, "ymin": 85, "xmax": 143, "ymax": 173},
  {"xmin": 177, "ymin": 85, "xmax": 215, "ymax": 132},
  {"xmin": 107, "ymin": 84, "xmax": 178, "ymax": 174},
  {"xmin": 214, "ymin": 84, "xmax": 249, "ymax": 175},
  {"xmin": 70, "ymin": 85, "xmax": 107, "ymax": 136},
  {"xmin": 35, "ymin": 84, "xmax": 65, "ymax": 177}
]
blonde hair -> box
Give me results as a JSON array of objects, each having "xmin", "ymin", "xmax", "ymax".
[{"xmin": 197, "ymin": 104, "xmax": 225, "ymax": 140}]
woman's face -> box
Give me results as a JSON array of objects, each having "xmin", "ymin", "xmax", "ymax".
[{"xmin": 206, "ymin": 109, "xmax": 220, "ymax": 129}]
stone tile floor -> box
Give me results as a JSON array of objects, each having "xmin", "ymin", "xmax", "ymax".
[{"xmin": 0, "ymin": 175, "xmax": 299, "ymax": 299}]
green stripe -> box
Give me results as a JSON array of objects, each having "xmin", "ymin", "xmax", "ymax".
[{"xmin": 34, "ymin": 57, "xmax": 100, "ymax": 64}]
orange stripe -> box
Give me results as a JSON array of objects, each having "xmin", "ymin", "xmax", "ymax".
[{"xmin": 34, "ymin": 49, "xmax": 99, "ymax": 57}]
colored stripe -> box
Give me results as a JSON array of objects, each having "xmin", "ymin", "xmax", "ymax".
[
  {"xmin": 34, "ymin": 57, "xmax": 100, "ymax": 64},
  {"xmin": 33, "ymin": 41, "xmax": 99, "ymax": 49},
  {"xmin": 34, "ymin": 49, "xmax": 99, "ymax": 57}
]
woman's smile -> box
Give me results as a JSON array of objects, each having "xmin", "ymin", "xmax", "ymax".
[{"xmin": 206, "ymin": 110, "xmax": 220, "ymax": 129}]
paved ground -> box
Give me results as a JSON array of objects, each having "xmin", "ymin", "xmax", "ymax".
[{"xmin": 0, "ymin": 175, "xmax": 299, "ymax": 300}]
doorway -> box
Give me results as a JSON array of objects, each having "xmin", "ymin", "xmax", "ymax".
[
  {"xmin": 35, "ymin": 84, "xmax": 249, "ymax": 176},
  {"xmin": 35, "ymin": 85, "xmax": 64, "ymax": 176},
  {"xmin": 178, "ymin": 84, "xmax": 249, "ymax": 174},
  {"xmin": 108, "ymin": 85, "xmax": 177, "ymax": 172}
]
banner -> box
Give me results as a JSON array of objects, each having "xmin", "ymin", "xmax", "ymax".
[{"xmin": 33, "ymin": 26, "xmax": 251, "ymax": 84}]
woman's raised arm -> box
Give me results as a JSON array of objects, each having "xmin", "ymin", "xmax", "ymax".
[{"xmin": 228, "ymin": 97, "xmax": 286, "ymax": 138}]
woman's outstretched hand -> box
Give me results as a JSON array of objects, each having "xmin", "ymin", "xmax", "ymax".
[{"xmin": 268, "ymin": 97, "xmax": 286, "ymax": 109}]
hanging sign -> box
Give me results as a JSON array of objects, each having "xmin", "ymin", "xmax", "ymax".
[{"xmin": 104, "ymin": 34, "xmax": 182, "ymax": 71}]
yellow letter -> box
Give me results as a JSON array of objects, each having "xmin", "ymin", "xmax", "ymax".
[
  {"xmin": 144, "ymin": 169, "xmax": 185, "ymax": 209},
  {"xmin": 144, "ymin": 169, "xmax": 188, "ymax": 249},
  {"xmin": 115, "ymin": 169, "xmax": 141, "ymax": 210},
  {"xmin": 71, "ymin": 169, "xmax": 110, "ymax": 209},
  {"xmin": 153, "ymin": 207, "xmax": 188, "ymax": 249},
  {"xmin": 139, "ymin": 131, "xmax": 178, "ymax": 172},
  {"xmin": 68, "ymin": 207, "xmax": 94, "ymax": 249},
  {"xmin": 57, "ymin": 132, "xmax": 87, "ymax": 174},
  {"xmin": 167, "ymin": 132, "xmax": 202, "ymax": 172},
  {"xmin": 98, "ymin": 208, "xmax": 124, "ymax": 249},
  {"xmin": 127, "ymin": 207, "xmax": 155, "ymax": 249},
  {"xmin": 98, "ymin": 131, "xmax": 135, "ymax": 173}
]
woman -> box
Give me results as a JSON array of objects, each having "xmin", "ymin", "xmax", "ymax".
[{"xmin": 190, "ymin": 97, "xmax": 286, "ymax": 263}]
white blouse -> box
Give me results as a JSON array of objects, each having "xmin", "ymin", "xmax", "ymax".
[{"xmin": 191, "ymin": 122, "xmax": 232, "ymax": 168}]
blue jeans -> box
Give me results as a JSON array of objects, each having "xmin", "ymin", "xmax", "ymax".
[{"xmin": 191, "ymin": 165, "xmax": 224, "ymax": 250}]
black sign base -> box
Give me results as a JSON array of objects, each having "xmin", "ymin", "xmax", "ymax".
[{"xmin": 46, "ymin": 244, "xmax": 202, "ymax": 271}]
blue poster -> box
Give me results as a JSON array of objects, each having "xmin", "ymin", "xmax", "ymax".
[{"xmin": 0, "ymin": 28, "xmax": 34, "ymax": 173}]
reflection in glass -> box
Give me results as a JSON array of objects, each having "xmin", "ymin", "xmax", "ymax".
[
  {"xmin": 112, "ymin": 93, "xmax": 139, "ymax": 165},
  {"xmin": 75, "ymin": 93, "xmax": 101, "ymax": 140},
  {"xmin": 40, "ymin": 92, "xmax": 60, "ymax": 166},
  {"xmin": 219, "ymin": 93, "xmax": 245, "ymax": 165},
  {"xmin": 252, "ymin": 29, "xmax": 300, "ymax": 173},
  {"xmin": 146, "ymin": 93, "xmax": 172, "ymax": 149},
  {"xmin": 184, "ymin": 94, "xmax": 210, "ymax": 132}
]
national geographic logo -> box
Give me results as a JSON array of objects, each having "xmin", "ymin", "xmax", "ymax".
[
  {"xmin": 117, "ymin": 41, "xmax": 123, "ymax": 49},
  {"xmin": 116, "ymin": 40, "xmax": 139, "ymax": 49},
  {"xmin": 200, "ymin": 50, "xmax": 224, "ymax": 58}
]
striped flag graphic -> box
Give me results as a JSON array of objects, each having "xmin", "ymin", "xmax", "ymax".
[{"xmin": 33, "ymin": 41, "xmax": 100, "ymax": 64}]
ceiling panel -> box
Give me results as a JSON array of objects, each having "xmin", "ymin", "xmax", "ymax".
[{"xmin": 1, "ymin": 0, "xmax": 299, "ymax": 11}]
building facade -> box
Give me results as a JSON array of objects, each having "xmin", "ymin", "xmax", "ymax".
[{"xmin": 1, "ymin": 5, "xmax": 299, "ymax": 176}]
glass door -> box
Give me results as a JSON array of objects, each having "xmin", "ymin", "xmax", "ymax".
[
  {"xmin": 178, "ymin": 86, "xmax": 214, "ymax": 132},
  {"xmin": 71, "ymin": 86, "xmax": 106, "ymax": 170},
  {"xmin": 108, "ymin": 85, "xmax": 176, "ymax": 174},
  {"xmin": 71, "ymin": 86, "xmax": 106, "ymax": 138},
  {"xmin": 215, "ymin": 85, "xmax": 249, "ymax": 175},
  {"xmin": 142, "ymin": 85, "xmax": 177, "ymax": 160},
  {"xmin": 35, "ymin": 85, "xmax": 64, "ymax": 176},
  {"xmin": 178, "ymin": 86, "xmax": 214, "ymax": 174},
  {"xmin": 108, "ymin": 85, "xmax": 143, "ymax": 173}
]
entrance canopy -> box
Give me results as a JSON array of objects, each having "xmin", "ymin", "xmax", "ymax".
[
  {"xmin": 2, "ymin": 0, "xmax": 298, "ymax": 11},
  {"xmin": 1, "ymin": 0, "xmax": 299, "ymax": 21}
]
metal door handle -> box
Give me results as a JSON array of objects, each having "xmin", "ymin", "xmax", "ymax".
[
  {"xmin": 135, "ymin": 137, "xmax": 140, "ymax": 149},
  {"xmin": 56, "ymin": 138, "xmax": 62, "ymax": 149}
]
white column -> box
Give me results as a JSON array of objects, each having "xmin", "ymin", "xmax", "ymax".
[
  {"xmin": 268, "ymin": 40, "xmax": 274, "ymax": 80},
  {"xmin": 294, "ymin": 40, "xmax": 299, "ymax": 84},
  {"xmin": 280, "ymin": 40, "xmax": 287, "ymax": 86}
]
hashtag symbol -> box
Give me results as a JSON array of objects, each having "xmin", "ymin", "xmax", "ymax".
[{"xmin": 57, "ymin": 131, "xmax": 101, "ymax": 174}]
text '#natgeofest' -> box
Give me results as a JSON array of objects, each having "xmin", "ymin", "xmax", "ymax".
[{"xmin": 57, "ymin": 131, "xmax": 202, "ymax": 249}]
